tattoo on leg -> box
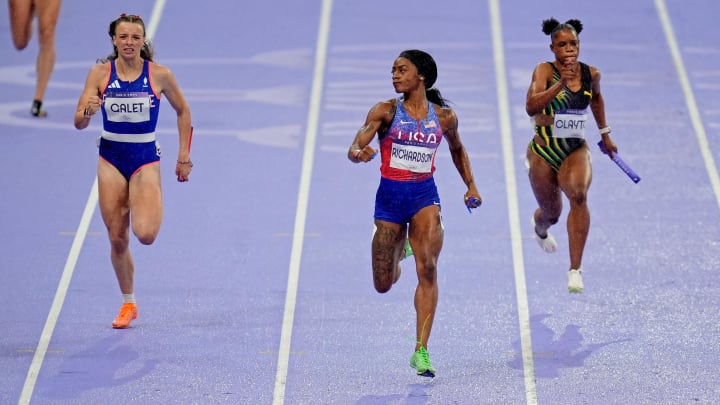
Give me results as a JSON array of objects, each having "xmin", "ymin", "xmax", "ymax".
[{"xmin": 373, "ymin": 226, "xmax": 400, "ymax": 286}]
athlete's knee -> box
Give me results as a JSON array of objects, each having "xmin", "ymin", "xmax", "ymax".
[
  {"xmin": 130, "ymin": 216, "xmax": 160, "ymax": 245},
  {"xmin": 10, "ymin": 17, "xmax": 32, "ymax": 49},
  {"xmin": 12, "ymin": 36, "xmax": 30, "ymax": 50},
  {"xmin": 37, "ymin": 24, "xmax": 56, "ymax": 46},
  {"xmin": 107, "ymin": 233, "xmax": 130, "ymax": 253},
  {"xmin": 566, "ymin": 188, "xmax": 588, "ymax": 206},
  {"xmin": 374, "ymin": 281, "xmax": 391, "ymax": 294},
  {"xmin": 373, "ymin": 273, "xmax": 392, "ymax": 293},
  {"xmin": 134, "ymin": 230, "xmax": 157, "ymax": 245},
  {"xmin": 372, "ymin": 264, "xmax": 395, "ymax": 293},
  {"xmin": 132, "ymin": 224, "xmax": 158, "ymax": 245},
  {"xmin": 536, "ymin": 207, "xmax": 561, "ymax": 228},
  {"xmin": 416, "ymin": 261, "xmax": 437, "ymax": 284},
  {"xmin": 138, "ymin": 235, "xmax": 156, "ymax": 245}
]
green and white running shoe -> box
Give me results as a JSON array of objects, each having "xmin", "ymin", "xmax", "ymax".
[
  {"xmin": 410, "ymin": 346, "xmax": 436, "ymax": 378},
  {"xmin": 402, "ymin": 238, "xmax": 414, "ymax": 260}
]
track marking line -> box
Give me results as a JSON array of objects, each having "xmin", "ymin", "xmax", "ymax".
[
  {"xmin": 655, "ymin": 0, "xmax": 720, "ymax": 209},
  {"xmin": 272, "ymin": 0, "xmax": 334, "ymax": 404},
  {"xmin": 489, "ymin": 0, "xmax": 538, "ymax": 404},
  {"xmin": 18, "ymin": 178, "xmax": 98, "ymax": 405}
]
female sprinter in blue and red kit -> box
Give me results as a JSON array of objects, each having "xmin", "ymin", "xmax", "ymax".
[
  {"xmin": 73, "ymin": 14, "xmax": 193, "ymax": 329},
  {"xmin": 348, "ymin": 49, "xmax": 481, "ymax": 378}
]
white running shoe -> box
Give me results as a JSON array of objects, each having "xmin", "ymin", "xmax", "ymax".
[
  {"xmin": 531, "ymin": 216, "xmax": 557, "ymax": 253},
  {"xmin": 567, "ymin": 269, "xmax": 584, "ymax": 293}
]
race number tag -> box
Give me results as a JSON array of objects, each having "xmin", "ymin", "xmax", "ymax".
[
  {"xmin": 553, "ymin": 110, "xmax": 588, "ymax": 138},
  {"xmin": 104, "ymin": 92, "xmax": 151, "ymax": 123},
  {"xmin": 389, "ymin": 143, "xmax": 434, "ymax": 173}
]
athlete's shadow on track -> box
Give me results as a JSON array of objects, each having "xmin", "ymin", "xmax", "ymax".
[
  {"xmin": 508, "ymin": 314, "xmax": 632, "ymax": 378},
  {"xmin": 355, "ymin": 383, "xmax": 432, "ymax": 404},
  {"xmin": 39, "ymin": 331, "xmax": 159, "ymax": 400}
]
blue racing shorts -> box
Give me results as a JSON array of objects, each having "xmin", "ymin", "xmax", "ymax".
[
  {"xmin": 98, "ymin": 137, "xmax": 161, "ymax": 181},
  {"xmin": 374, "ymin": 177, "xmax": 441, "ymax": 225}
]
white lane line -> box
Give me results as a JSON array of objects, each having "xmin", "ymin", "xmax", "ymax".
[
  {"xmin": 18, "ymin": 178, "xmax": 98, "ymax": 405},
  {"xmin": 489, "ymin": 0, "xmax": 538, "ymax": 404},
  {"xmin": 145, "ymin": 0, "xmax": 165, "ymax": 40},
  {"xmin": 17, "ymin": 3, "xmax": 166, "ymax": 404},
  {"xmin": 655, "ymin": 0, "xmax": 720, "ymax": 209},
  {"xmin": 272, "ymin": 0, "xmax": 333, "ymax": 403}
]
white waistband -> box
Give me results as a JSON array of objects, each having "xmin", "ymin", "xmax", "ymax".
[{"xmin": 101, "ymin": 130, "xmax": 156, "ymax": 143}]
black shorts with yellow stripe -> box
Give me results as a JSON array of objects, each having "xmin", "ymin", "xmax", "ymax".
[{"xmin": 529, "ymin": 137, "xmax": 586, "ymax": 172}]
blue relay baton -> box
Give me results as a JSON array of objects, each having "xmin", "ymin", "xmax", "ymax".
[
  {"xmin": 597, "ymin": 140, "xmax": 641, "ymax": 184},
  {"xmin": 466, "ymin": 197, "xmax": 481, "ymax": 213}
]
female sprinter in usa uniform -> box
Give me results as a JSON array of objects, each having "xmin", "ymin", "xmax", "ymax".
[
  {"xmin": 526, "ymin": 18, "xmax": 618, "ymax": 293},
  {"xmin": 348, "ymin": 49, "xmax": 481, "ymax": 377},
  {"xmin": 73, "ymin": 14, "xmax": 193, "ymax": 328}
]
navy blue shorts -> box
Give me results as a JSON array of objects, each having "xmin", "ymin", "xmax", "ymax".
[
  {"xmin": 98, "ymin": 137, "xmax": 161, "ymax": 180},
  {"xmin": 374, "ymin": 177, "xmax": 441, "ymax": 225}
]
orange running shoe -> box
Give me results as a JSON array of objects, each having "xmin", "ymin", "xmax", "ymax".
[{"xmin": 112, "ymin": 303, "xmax": 138, "ymax": 329}]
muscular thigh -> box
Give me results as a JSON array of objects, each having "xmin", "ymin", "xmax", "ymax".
[
  {"xmin": 558, "ymin": 145, "xmax": 592, "ymax": 193},
  {"xmin": 527, "ymin": 148, "xmax": 561, "ymax": 207},
  {"xmin": 97, "ymin": 158, "xmax": 130, "ymax": 230},
  {"xmin": 128, "ymin": 164, "xmax": 163, "ymax": 227},
  {"xmin": 409, "ymin": 205, "xmax": 443, "ymax": 261}
]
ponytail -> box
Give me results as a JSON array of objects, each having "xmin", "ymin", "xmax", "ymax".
[{"xmin": 398, "ymin": 49, "xmax": 451, "ymax": 107}]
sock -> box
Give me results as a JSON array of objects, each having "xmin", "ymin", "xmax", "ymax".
[{"xmin": 122, "ymin": 293, "xmax": 136, "ymax": 304}]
